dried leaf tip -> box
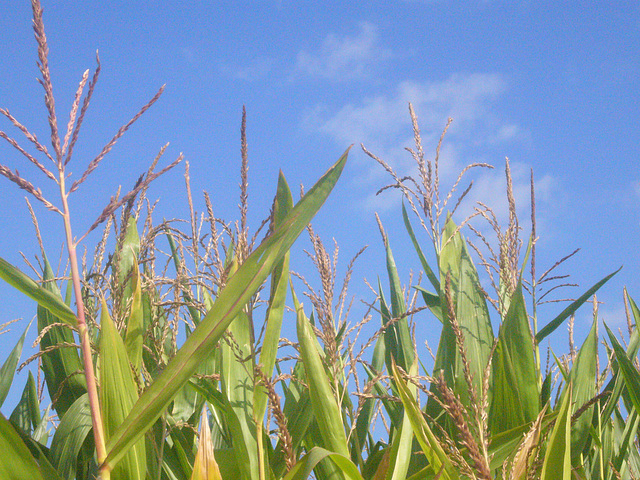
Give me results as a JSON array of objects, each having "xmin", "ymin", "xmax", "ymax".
[{"xmin": 191, "ymin": 407, "xmax": 222, "ymax": 480}]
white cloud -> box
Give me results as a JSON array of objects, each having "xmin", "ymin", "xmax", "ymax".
[
  {"xmin": 308, "ymin": 72, "xmax": 508, "ymax": 172},
  {"xmin": 306, "ymin": 72, "xmax": 559, "ymax": 244},
  {"xmin": 294, "ymin": 22, "xmax": 389, "ymax": 81},
  {"xmin": 313, "ymin": 73, "xmax": 505, "ymax": 143}
]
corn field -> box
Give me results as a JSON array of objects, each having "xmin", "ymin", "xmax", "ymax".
[{"xmin": 1, "ymin": 2, "xmax": 639, "ymax": 479}]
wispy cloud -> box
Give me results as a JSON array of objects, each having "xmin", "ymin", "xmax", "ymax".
[
  {"xmin": 308, "ymin": 73, "xmax": 508, "ymax": 168},
  {"xmin": 306, "ymin": 72, "xmax": 557, "ymax": 241},
  {"xmin": 294, "ymin": 22, "xmax": 389, "ymax": 81}
]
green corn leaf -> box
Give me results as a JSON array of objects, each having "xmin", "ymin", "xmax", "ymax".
[
  {"xmin": 490, "ymin": 281, "xmax": 539, "ymax": 436},
  {"xmin": 386, "ymin": 361, "xmax": 418, "ymax": 480},
  {"xmin": 116, "ymin": 215, "xmax": 141, "ymax": 287},
  {"xmin": 220, "ymin": 306, "xmax": 259, "ymax": 480},
  {"xmin": 605, "ymin": 323, "xmax": 640, "ymax": 419},
  {"xmin": 535, "ymin": 267, "xmax": 621, "ymax": 344},
  {"xmin": 391, "ymin": 360, "xmax": 459, "ymax": 480},
  {"xmin": 428, "ymin": 217, "xmax": 493, "ymax": 421},
  {"xmin": 124, "ymin": 263, "xmax": 144, "ymax": 373},
  {"xmin": 599, "ymin": 294, "xmax": 640, "ymax": 425},
  {"xmin": 37, "ymin": 256, "xmax": 86, "ymax": 416},
  {"xmin": 9, "ymin": 371, "xmax": 39, "ymax": 436},
  {"xmin": 104, "ymin": 149, "xmax": 348, "ymax": 470},
  {"xmin": 14, "ymin": 429, "xmax": 63, "ymax": 480},
  {"xmin": 283, "ymin": 447, "xmax": 363, "ymax": 480},
  {"xmin": 354, "ymin": 332, "xmax": 386, "ymax": 456},
  {"xmin": 50, "ymin": 394, "xmax": 92, "ymax": 480},
  {"xmin": 168, "ymin": 425, "xmax": 196, "ymax": 479},
  {"xmin": 402, "ymin": 202, "xmax": 440, "ymax": 293},
  {"xmin": 610, "ymin": 408, "xmax": 639, "ymax": 475},
  {"xmin": 99, "ymin": 300, "xmax": 146, "ymax": 480},
  {"xmin": 254, "ymin": 172, "xmax": 292, "ymax": 424},
  {"xmin": 0, "ymin": 256, "xmax": 76, "ymax": 326},
  {"xmin": 294, "ymin": 288, "xmax": 350, "ymax": 459},
  {"xmin": 540, "ymin": 384, "xmax": 572, "ymax": 480},
  {"xmin": 0, "ymin": 319, "xmax": 30, "ymax": 408},
  {"xmin": 0, "ymin": 413, "xmax": 48, "ymax": 480},
  {"xmin": 381, "ymin": 234, "xmax": 414, "ymax": 373},
  {"xmin": 567, "ymin": 315, "xmax": 597, "ymax": 461},
  {"xmin": 414, "ymin": 285, "xmax": 442, "ymax": 323}
]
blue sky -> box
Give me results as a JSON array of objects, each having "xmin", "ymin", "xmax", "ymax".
[{"xmin": 0, "ymin": 1, "xmax": 639, "ymax": 411}]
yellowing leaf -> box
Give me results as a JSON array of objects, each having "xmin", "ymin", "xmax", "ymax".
[{"xmin": 191, "ymin": 407, "xmax": 222, "ymax": 480}]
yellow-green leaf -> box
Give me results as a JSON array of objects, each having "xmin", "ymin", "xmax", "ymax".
[
  {"xmin": 124, "ymin": 264, "xmax": 144, "ymax": 373},
  {"xmin": 294, "ymin": 288, "xmax": 349, "ymax": 459},
  {"xmin": 540, "ymin": 384, "xmax": 572, "ymax": 480},
  {"xmin": 99, "ymin": 299, "xmax": 146, "ymax": 480},
  {"xmin": 391, "ymin": 360, "xmax": 459, "ymax": 480},
  {"xmin": 191, "ymin": 407, "xmax": 222, "ymax": 480}
]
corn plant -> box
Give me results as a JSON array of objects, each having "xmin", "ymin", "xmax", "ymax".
[
  {"xmin": 3, "ymin": 2, "xmax": 640, "ymax": 480},
  {"xmin": 0, "ymin": 1, "xmax": 348, "ymax": 479},
  {"xmin": 357, "ymin": 105, "xmax": 640, "ymax": 480}
]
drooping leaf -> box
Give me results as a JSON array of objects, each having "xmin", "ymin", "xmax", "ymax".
[
  {"xmin": 9, "ymin": 371, "xmax": 40, "ymax": 437},
  {"xmin": 535, "ymin": 267, "xmax": 621, "ymax": 344},
  {"xmin": 0, "ymin": 413, "xmax": 48, "ymax": 480},
  {"xmin": 0, "ymin": 320, "xmax": 30, "ymax": 408},
  {"xmin": 414, "ymin": 285, "xmax": 442, "ymax": 323},
  {"xmin": 402, "ymin": 202, "xmax": 440, "ymax": 293},
  {"xmin": 104, "ymin": 149, "xmax": 348, "ymax": 470},
  {"xmin": 0, "ymin": 256, "xmax": 76, "ymax": 326}
]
